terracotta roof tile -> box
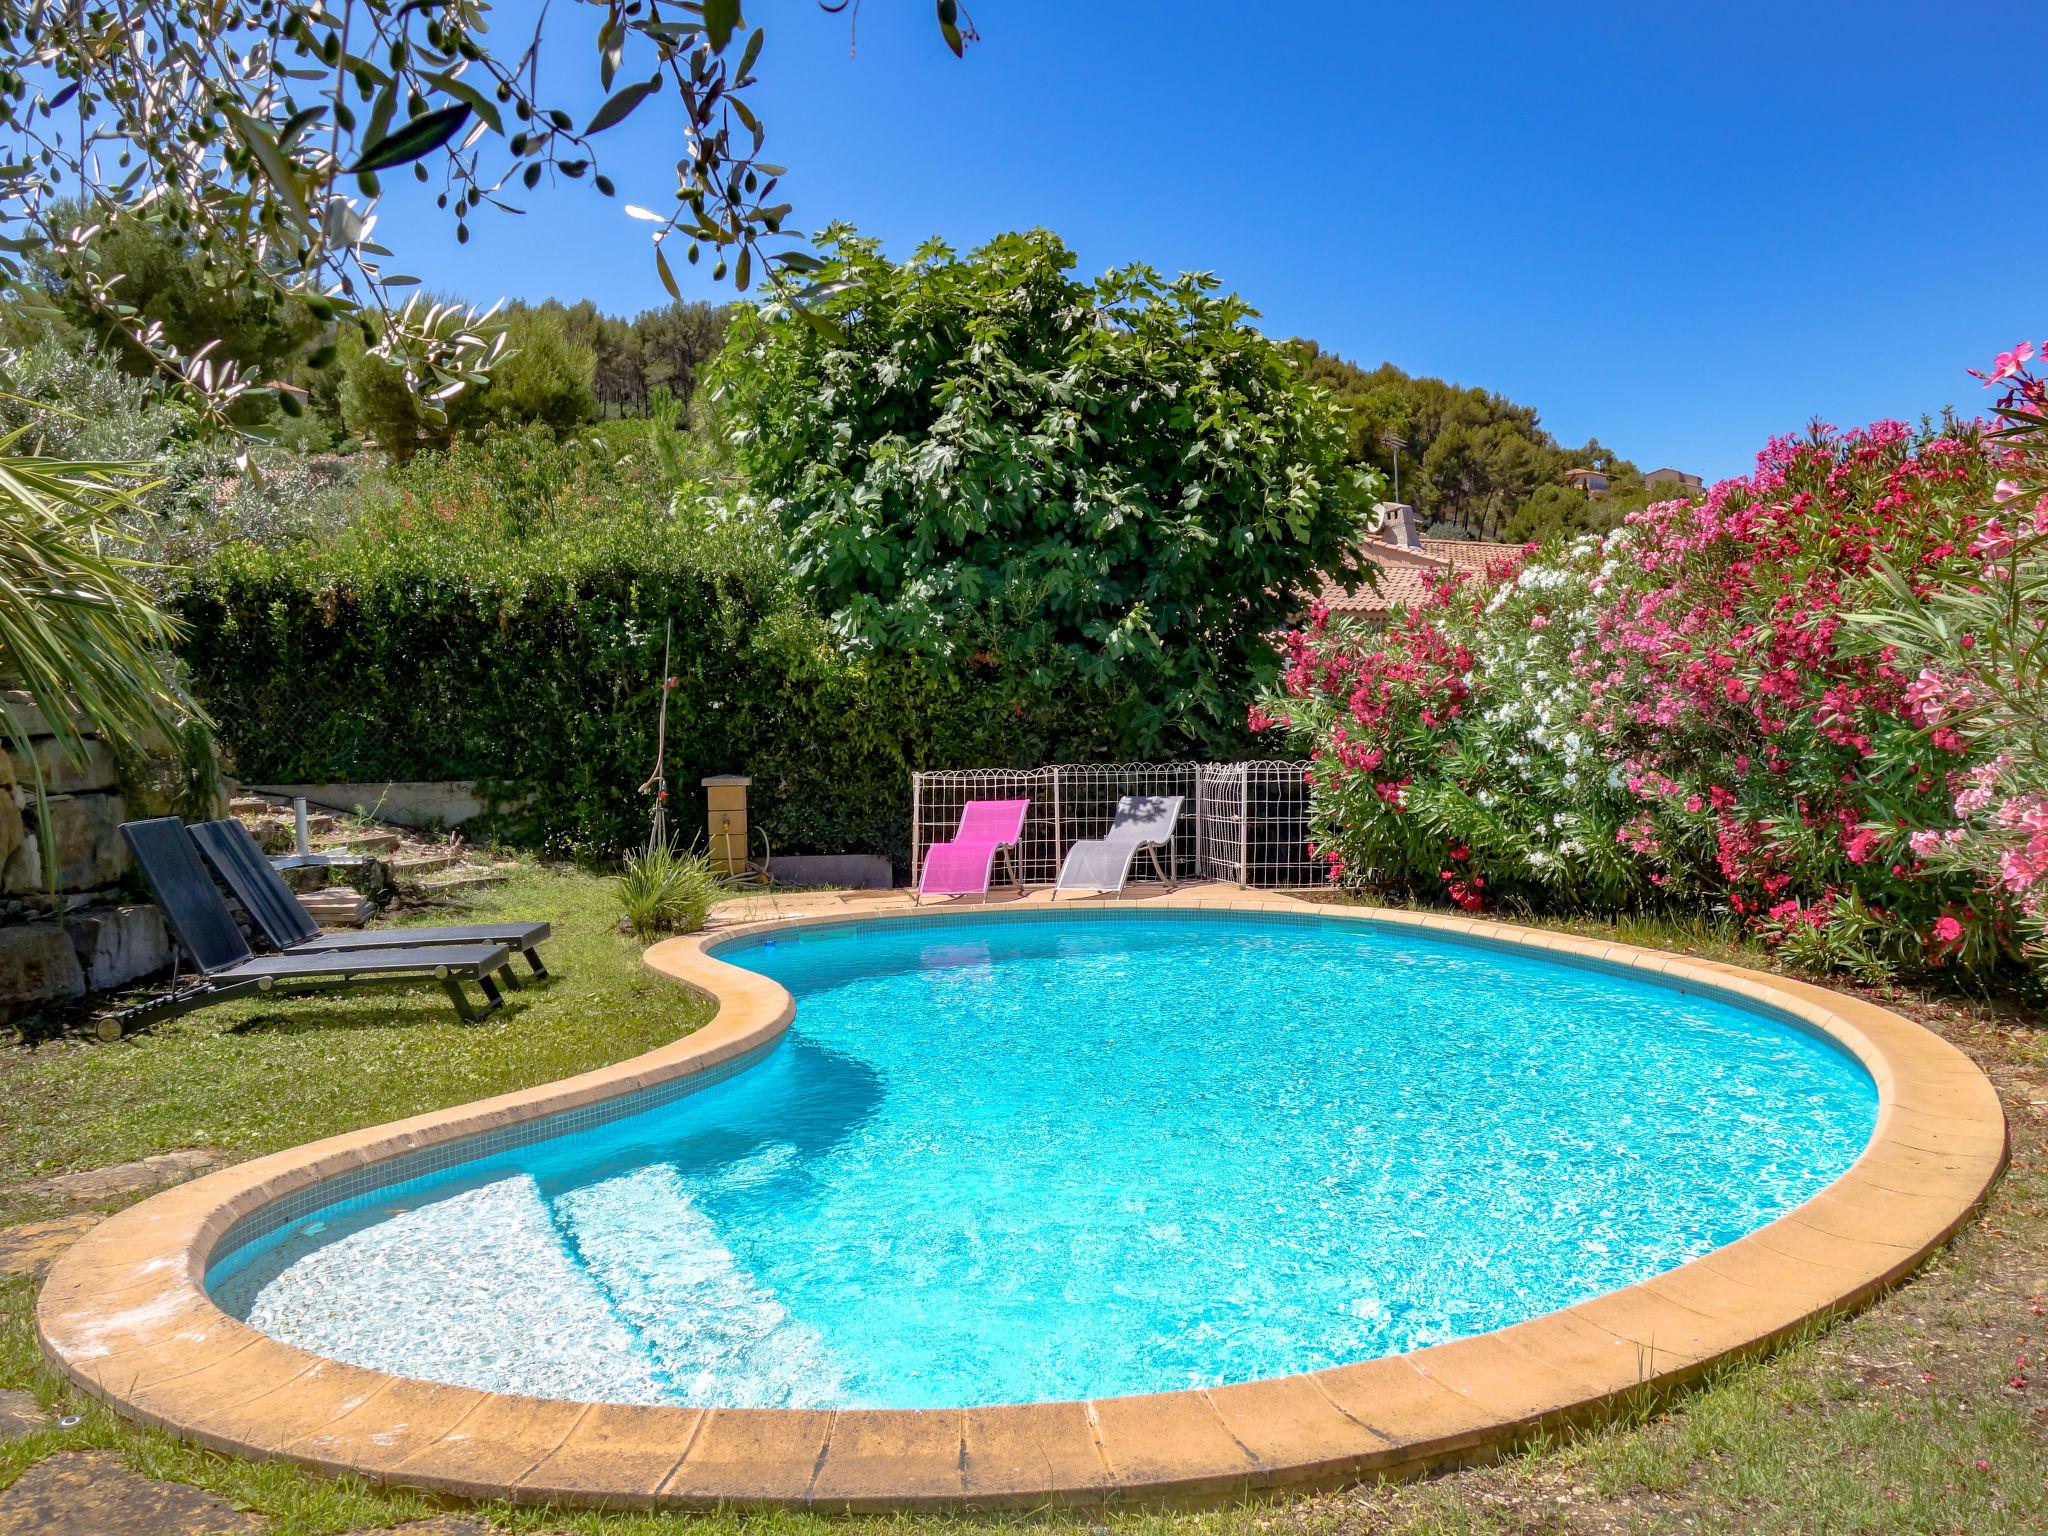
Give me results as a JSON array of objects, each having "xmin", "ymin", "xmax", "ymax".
[{"xmin": 1304, "ymin": 538, "xmax": 1529, "ymax": 624}]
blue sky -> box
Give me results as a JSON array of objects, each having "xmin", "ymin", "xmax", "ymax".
[{"xmin": 377, "ymin": 2, "xmax": 2047, "ymax": 478}]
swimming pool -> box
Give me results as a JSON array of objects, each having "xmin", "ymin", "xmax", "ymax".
[{"xmin": 207, "ymin": 910, "xmax": 1877, "ymax": 1412}]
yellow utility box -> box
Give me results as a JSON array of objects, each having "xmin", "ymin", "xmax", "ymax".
[{"xmin": 702, "ymin": 775, "xmax": 752, "ymax": 875}]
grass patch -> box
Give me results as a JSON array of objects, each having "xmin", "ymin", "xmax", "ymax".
[
  {"xmin": 0, "ymin": 865, "xmax": 714, "ymax": 1206},
  {"xmin": 2, "ymin": 881, "xmax": 2044, "ymax": 1535}
]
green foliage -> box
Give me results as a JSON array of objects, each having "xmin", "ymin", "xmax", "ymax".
[
  {"xmin": 1750, "ymin": 888, "xmax": 1899, "ymax": 984},
  {"xmin": 1, "ymin": 3, "xmax": 968, "ymax": 425},
  {"xmin": 640, "ymin": 385, "xmax": 733, "ymax": 493},
  {"xmin": 338, "ymin": 302, "xmax": 599, "ymax": 459},
  {"xmin": 714, "ymin": 227, "xmax": 1379, "ymax": 752},
  {"xmin": 462, "ymin": 304, "xmax": 599, "ymax": 435},
  {"xmin": 615, "ymin": 843, "xmax": 725, "ymax": 936},
  {"xmin": 174, "ymin": 431, "xmax": 1212, "ymax": 865},
  {"xmin": 556, "ymin": 299, "xmax": 732, "ymax": 420},
  {"xmin": 0, "ymin": 432, "xmax": 207, "ymax": 886},
  {"xmin": 158, "ymin": 453, "xmax": 366, "ymax": 569},
  {"xmin": 1291, "ymin": 344, "xmax": 1657, "ymax": 540},
  {"xmin": 334, "ymin": 329, "xmax": 434, "ymax": 460},
  {"xmin": 22, "ymin": 206, "xmax": 321, "ymax": 419},
  {"xmin": 0, "ymin": 334, "xmax": 235, "ymax": 527},
  {"xmin": 1, "ymin": 330, "xmax": 369, "ymax": 574},
  {"xmin": 330, "ymin": 298, "xmax": 734, "ymax": 458},
  {"xmin": 1505, "ymin": 480, "xmax": 1622, "ymax": 542}
]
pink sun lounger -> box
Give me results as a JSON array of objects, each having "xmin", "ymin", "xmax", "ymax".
[{"xmin": 916, "ymin": 798, "xmax": 1031, "ymax": 904}]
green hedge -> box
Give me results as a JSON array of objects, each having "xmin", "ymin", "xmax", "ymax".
[{"xmin": 173, "ymin": 459, "xmax": 1246, "ymax": 863}]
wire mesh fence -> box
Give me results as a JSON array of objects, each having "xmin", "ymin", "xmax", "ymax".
[
  {"xmin": 911, "ymin": 761, "xmax": 1315, "ymax": 890},
  {"xmin": 191, "ymin": 653, "xmax": 512, "ymax": 786},
  {"xmin": 1196, "ymin": 760, "xmax": 1321, "ymax": 886}
]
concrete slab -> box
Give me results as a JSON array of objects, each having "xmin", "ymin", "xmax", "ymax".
[{"xmin": 0, "ymin": 1450, "xmax": 267, "ymax": 1536}]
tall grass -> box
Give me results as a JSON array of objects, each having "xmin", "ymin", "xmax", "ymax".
[{"xmin": 615, "ymin": 843, "xmax": 726, "ymax": 936}]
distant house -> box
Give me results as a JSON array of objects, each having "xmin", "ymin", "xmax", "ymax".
[
  {"xmin": 1563, "ymin": 467, "xmax": 1610, "ymax": 498},
  {"xmin": 1304, "ymin": 505, "xmax": 1525, "ymax": 627},
  {"xmin": 1643, "ymin": 466, "xmax": 1704, "ymax": 493}
]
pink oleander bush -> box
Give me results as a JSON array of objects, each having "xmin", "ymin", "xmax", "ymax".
[
  {"xmin": 1255, "ymin": 361, "xmax": 2047, "ymax": 985},
  {"xmin": 1852, "ymin": 343, "xmax": 2048, "ymax": 973}
]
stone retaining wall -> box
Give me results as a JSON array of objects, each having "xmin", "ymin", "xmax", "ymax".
[{"xmin": 0, "ymin": 693, "xmax": 206, "ymax": 1023}]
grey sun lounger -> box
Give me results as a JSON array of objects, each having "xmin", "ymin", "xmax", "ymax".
[
  {"xmin": 189, "ymin": 818, "xmax": 550, "ymax": 978},
  {"xmin": 1053, "ymin": 794, "xmax": 1184, "ymax": 899},
  {"xmin": 114, "ymin": 818, "xmax": 515, "ymax": 1031}
]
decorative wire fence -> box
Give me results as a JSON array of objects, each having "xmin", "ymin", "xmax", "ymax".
[
  {"xmin": 910, "ymin": 761, "xmax": 1316, "ymax": 890},
  {"xmin": 1196, "ymin": 761, "xmax": 1322, "ymax": 886}
]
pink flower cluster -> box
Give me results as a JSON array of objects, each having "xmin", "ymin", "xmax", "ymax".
[
  {"xmin": 1256, "ymin": 404, "xmax": 2025, "ymax": 967},
  {"xmin": 1916, "ymin": 335, "xmax": 2048, "ymax": 934},
  {"xmin": 1970, "ymin": 337, "xmax": 2042, "ymax": 387},
  {"xmin": 1902, "ymin": 667, "xmax": 1974, "ymax": 728},
  {"xmin": 1993, "ymin": 793, "xmax": 2048, "ymax": 898}
]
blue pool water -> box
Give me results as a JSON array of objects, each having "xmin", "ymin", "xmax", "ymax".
[{"xmin": 210, "ymin": 912, "xmax": 1877, "ymax": 1409}]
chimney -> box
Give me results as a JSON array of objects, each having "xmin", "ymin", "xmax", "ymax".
[{"xmin": 1374, "ymin": 502, "xmax": 1423, "ymax": 551}]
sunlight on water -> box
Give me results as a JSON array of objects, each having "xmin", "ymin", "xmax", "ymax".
[{"xmin": 212, "ymin": 914, "xmax": 1877, "ymax": 1409}]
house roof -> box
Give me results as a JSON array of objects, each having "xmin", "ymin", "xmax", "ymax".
[{"xmin": 1307, "ymin": 536, "xmax": 1528, "ymax": 624}]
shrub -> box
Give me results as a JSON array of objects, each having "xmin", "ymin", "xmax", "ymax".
[
  {"xmin": 1853, "ymin": 340, "xmax": 2048, "ymax": 972},
  {"xmin": 0, "ymin": 334, "xmax": 233, "ymax": 534},
  {"xmin": 1256, "ymin": 414, "xmax": 2023, "ymax": 983},
  {"xmin": 174, "ymin": 428, "xmax": 1247, "ymax": 864},
  {"xmin": 616, "ymin": 844, "xmax": 725, "ymax": 936},
  {"xmin": 338, "ymin": 304, "xmax": 598, "ymax": 460},
  {"xmin": 712, "ymin": 226, "xmax": 1378, "ymax": 754},
  {"xmin": 155, "ymin": 454, "xmax": 367, "ymax": 568}
]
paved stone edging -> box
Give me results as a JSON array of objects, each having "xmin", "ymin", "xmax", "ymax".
[{"xmin": 35, "ymin": 891, "xmax": 2007, "ymax": 1510}]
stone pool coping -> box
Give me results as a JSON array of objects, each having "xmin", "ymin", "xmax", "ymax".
[{"xmin": 37, "ymin": 889, "xmax": 2006, "ymax": 1511}]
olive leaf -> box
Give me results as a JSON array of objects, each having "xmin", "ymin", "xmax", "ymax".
[
  {"xmin": 350, "ymin": 103, "xmax": 474, "ymax": 174},
  {"xmin": 586, "ymin": 77, "xmax": 659, "ymax": 135},
  {"xmin": 704, "ymin": 0, "xmax": 741, "ymax": 52}
]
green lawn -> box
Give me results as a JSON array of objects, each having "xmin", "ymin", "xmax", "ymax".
[
  {"xmin": 0, "ymin": 865, "xmax": 714, "ymax": 1217},
  {"xmin": 3, "ymin": 871, "xmax": 2044, "ymax": 1535}
]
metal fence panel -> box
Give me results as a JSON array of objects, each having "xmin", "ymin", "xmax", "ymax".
[
  {"xmin": 912, "ymin": 760, "xmax": 1312, "ymax": 890},
  {"xmin": 1237, "ymin": 759, "xmax": 1320, "ymax": 886},
  {"xmin": 1195, "ymin": 763, "xmax": 1249, "ymax": 884}
]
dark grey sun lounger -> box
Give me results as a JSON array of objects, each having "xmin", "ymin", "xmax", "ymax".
[
  {"xmin": 1053, "ymin": 794, "xmax": 1184, "ymax": 899},
  {"xmin": 116, "ymin": 819, "xmax": 514, "ymax": 1029},
  {"xmin": 189, "ymin": 818, "xmax": 550, "ymax": 977}
]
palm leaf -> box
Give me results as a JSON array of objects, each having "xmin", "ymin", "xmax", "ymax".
[{"xmin": 0, "ymin": 433, "xmax": 206, "ymax": 889}]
